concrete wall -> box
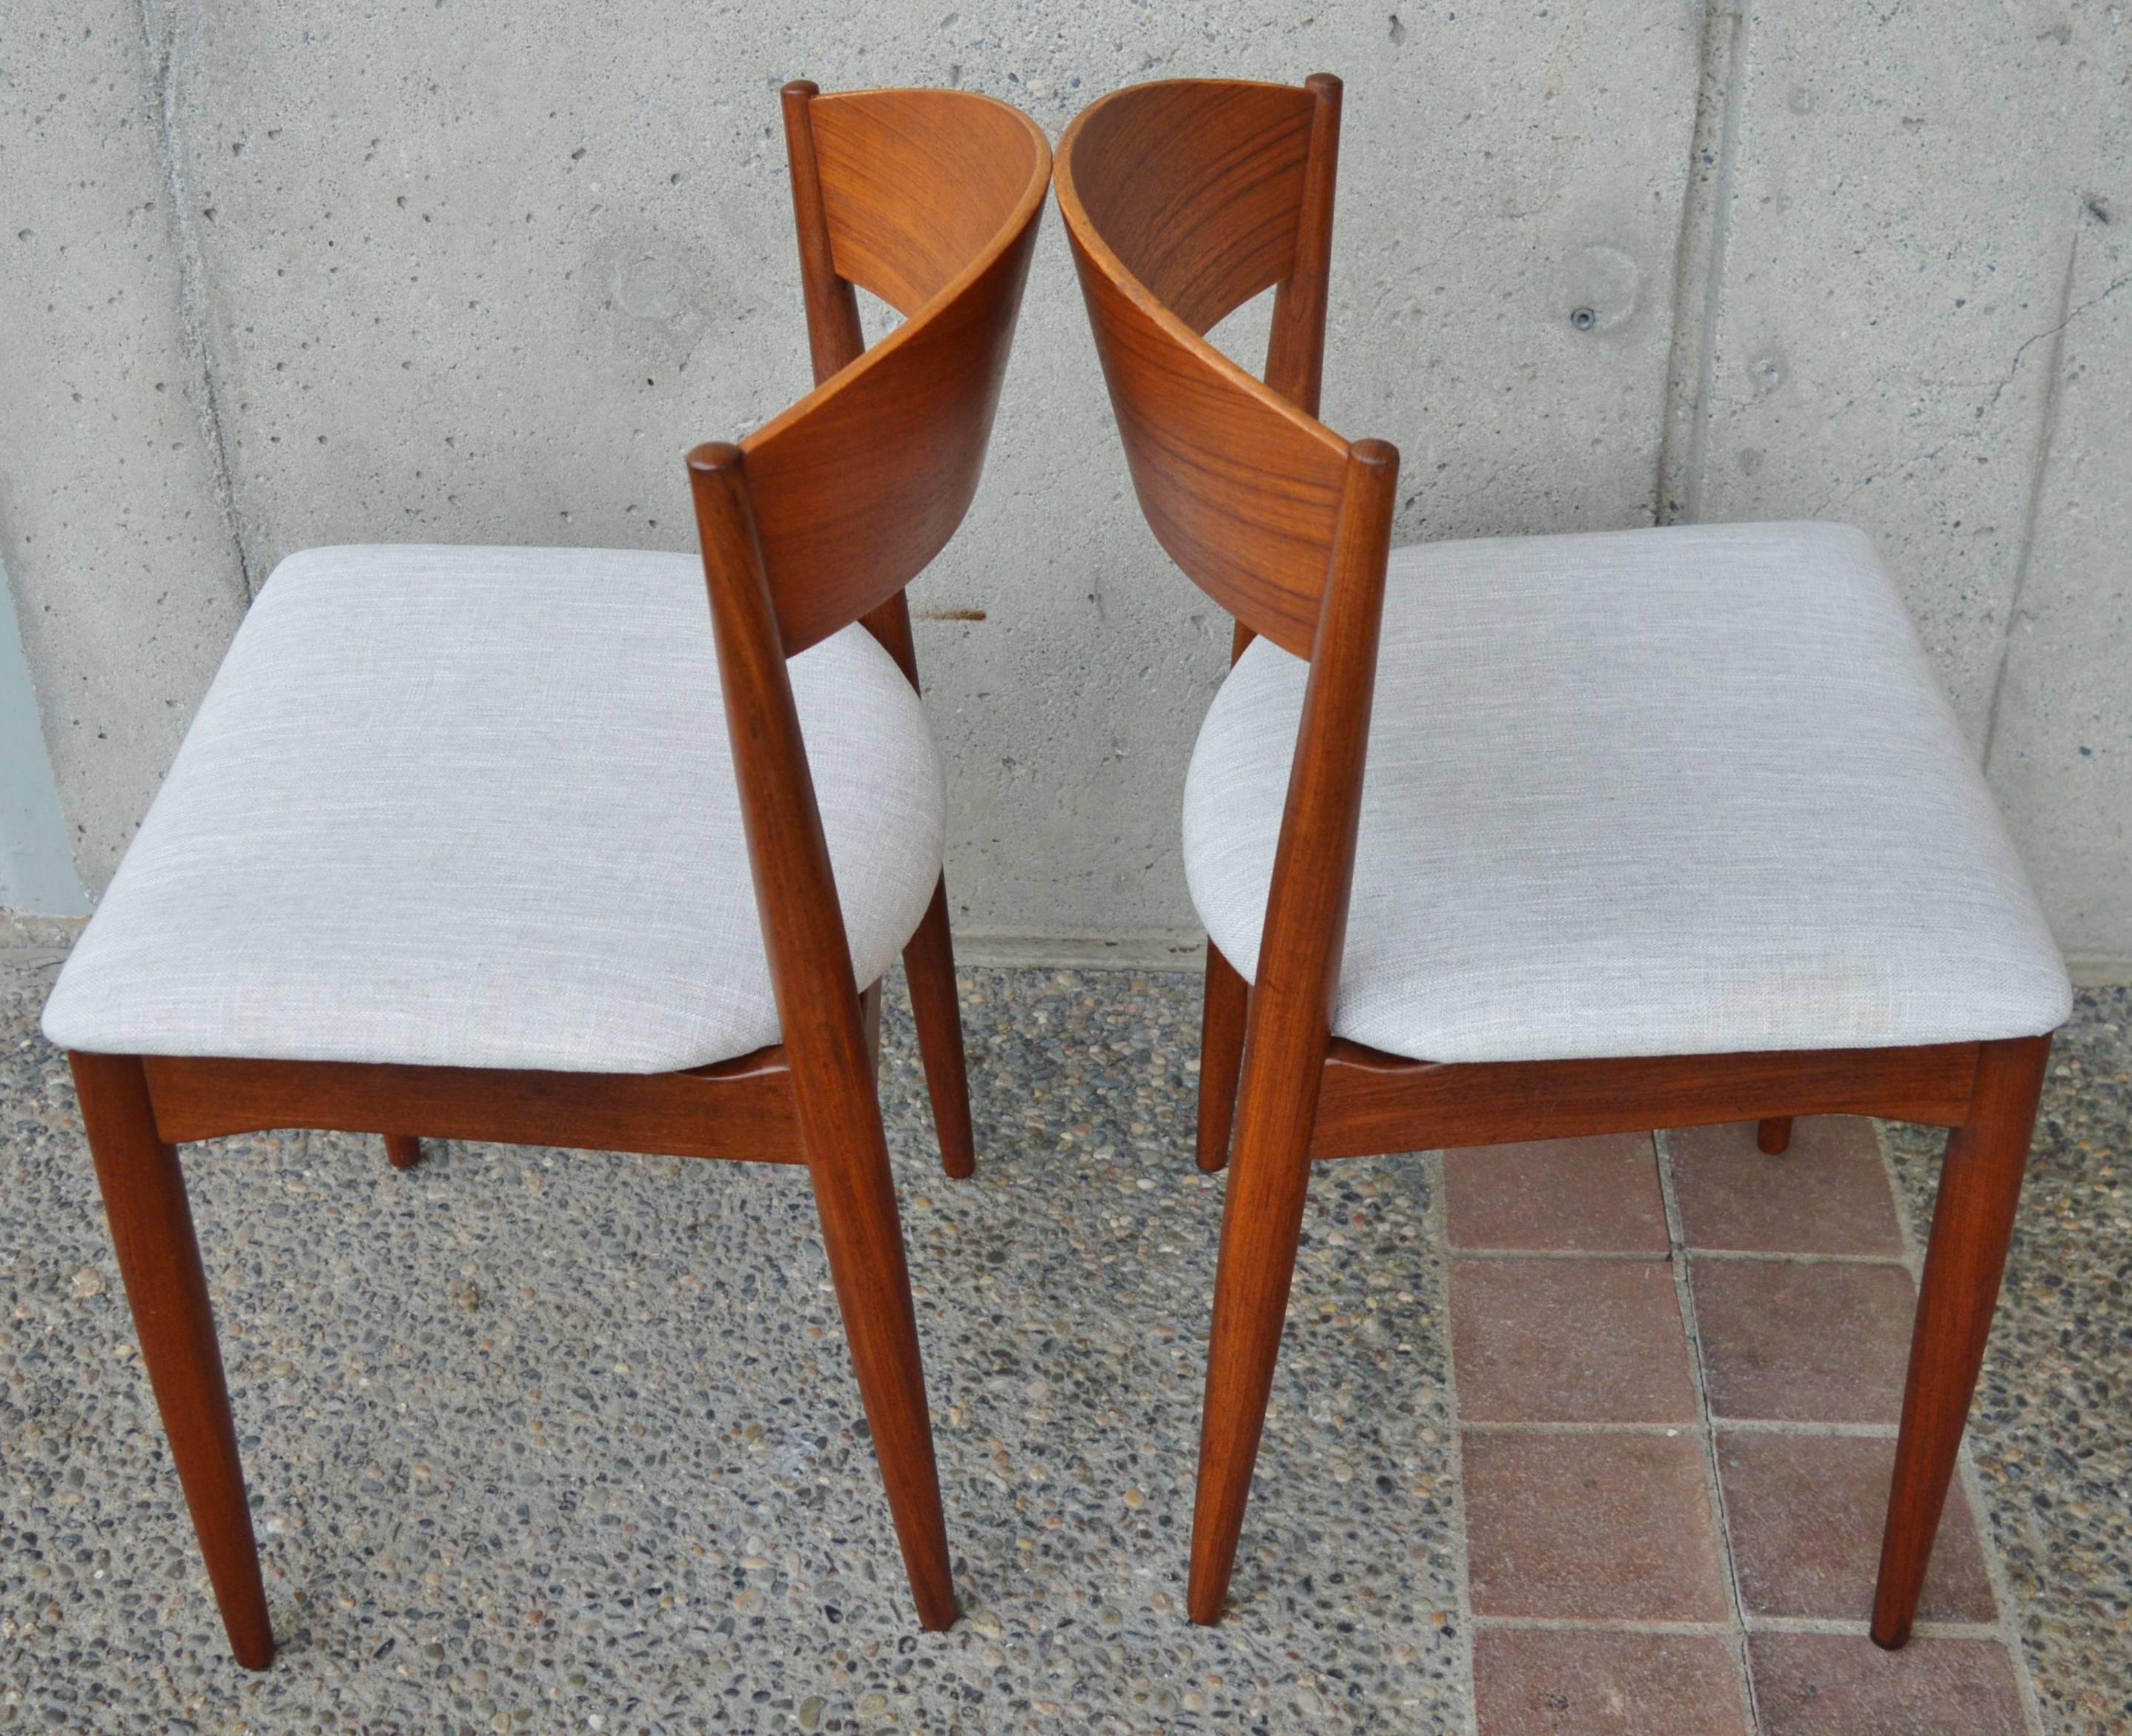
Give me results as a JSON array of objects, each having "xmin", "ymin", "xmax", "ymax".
[
  {"xmin": 1, "ymin": 1, "xmax": 2125, "ymax": 972},
  {"xmin": 0, "ymin": 558, "xmax": 90, "ymax": 918}
]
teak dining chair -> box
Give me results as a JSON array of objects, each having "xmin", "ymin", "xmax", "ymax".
[
  {"xmin": 1054, "ymin": 75, "xmax": 2072, "ymax": 1644},
  {"xmin": 40, "ymin": 82, "xmax": 1051, "ymax": 1662}
]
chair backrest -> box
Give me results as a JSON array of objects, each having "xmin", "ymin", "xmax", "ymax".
[
  {"xmin": 1056, "ymin": 75, "xmax": 1399, "ymax": 1073},
  {"xmin": 684, "ymin": 85, "xmax": 1048, "ymax": 1113},
  {"xmin": 1054, "ymin": 76, "xmax": 1392, "ymax": 662},
  {"xmin": 712, "ymin": 85, "xmax": 1051, "ymax": 658}
]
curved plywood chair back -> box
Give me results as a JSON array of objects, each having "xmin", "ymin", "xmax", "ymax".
[
  {"xmin": 1056, "ymin": 75, "xmax": 1400, "ymax": 1098},
  {"xmin": 705, "ymin": 87, "xmax": 1052, "ymax": 656},
  {"xmin": 1055, "ymin": 77, "xmax": 1384, "ymax": 660},
  {"xmin": 681, "ymin": 85, "xmax": 1050, "ymax": 1187}
]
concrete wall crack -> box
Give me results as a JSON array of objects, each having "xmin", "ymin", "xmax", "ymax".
[
  {"xmin": 133, "ymin": 0, "xmax": 258, "ymax": 601},
  {"xmin": 1655, "ymin": 1, "xmax": 1748, "ymax": 526},
  {"xmin": 1981, "ymin": 215, "xmax": 2086, "ymax": 771}
]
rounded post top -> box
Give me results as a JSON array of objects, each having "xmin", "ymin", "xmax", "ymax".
[
  {"xmin": 1304, "ymin": 72, "xmax": 1343, "ymax": 100},
  {"xmin": 781, "ymin": 79, "xmax": 821, "ymax": 100},
  {"xmin": 686, "ymin": 440, "xmax": 745, "ymax": 475}
]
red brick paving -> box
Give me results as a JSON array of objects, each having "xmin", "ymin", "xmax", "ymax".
[{"xmin": 1446, "ymin": 1124, "xmax": 2020, "ymax": 1735}]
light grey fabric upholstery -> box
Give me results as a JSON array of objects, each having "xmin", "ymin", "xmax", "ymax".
[
  {"xmin": 1183, "ymin": 521, "xmax": 2071, "ymax": 1064},
  {"xmin": 42, "ymin": 544, "xmax": 945, "ymax": 1073}
]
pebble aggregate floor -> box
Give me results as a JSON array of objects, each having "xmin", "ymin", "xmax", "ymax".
[{"xmin": 1, "ymin": 948, "xmax": 2125, "ymax": 1734}]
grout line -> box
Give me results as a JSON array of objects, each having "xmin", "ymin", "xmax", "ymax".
[
  {"xmin": 1872, "ymin": 1119, "xmax": 2051, "ymax": 1736},
  {"xmin": 1422, "ymin": 1147, "xmax": 1482, "ymax": 1736},
  {"xmin": 1460, "ymin": 1419, "xmax": 1705, "ymax": 1436},
  {"xmin": 1658, "ymin": 1126, "xmax": 1764, "ymax": 1735},
  {"xmin": 1449, "ymin": 1115, "xmax": 2057, "ymax": 1728},
  {"xmin": 1706, "ymin": 1417, "xmax": 1900, "ymax": 1438},
  {"xmin": 1678, "ymin": 1247, "xmax": 1912, "ymax": 1268},
  {"xmin": 1473, "ymin": 1615, "xmax": 1740, "ymax": 1635},
  {"xmin": 1472, "ymin": 1611, "xmax": 2013, "ymax": 1641},
  {"xmin": 1446, "ymin": 1246, "xmax": 1672, "ymax": 1263},
  {"xmin": 1449, "ymin": 1244, "xmax": 1913, "ymax": 1268},
  {"xmin": 1741, "ymin": 1614, "xmax": 2011, "ymax": 1640}
]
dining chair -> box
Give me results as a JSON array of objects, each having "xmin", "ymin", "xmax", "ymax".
[
  {"xmin": 1054, "ymin": 73, "xmax": 2071, "ymax": 1644},
  {"xmin": 39, "ymin": 80, "xmax": 1050, "ymax": 1663}
]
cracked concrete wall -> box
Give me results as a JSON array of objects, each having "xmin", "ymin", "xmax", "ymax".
[
  {"xmin": 0, "ymin": 0, "xmax": 251, "ymax": 892},
  {"xmin": 1, "ymin": 1, "xmax": 2125, "ymax": 970},
  {"xmin": 1984, "ymin": 76, "xmax": 2132, "ymax": 961},
  {"xmin": 1684, "ymin": 0, "xmax": 2131, "ymax": 971}
]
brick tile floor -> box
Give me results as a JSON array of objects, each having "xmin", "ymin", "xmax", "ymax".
[
  {"xmin": 1474, "ymin": 1629, "xmax": 1752, "ymax": 1735},
  {"xmin": 1450, "ymin": 1257, "xmax": 1698, "ymax": 1423},
  {"xmin": 1716, "ymin": 1431, "xmax": 1998, "ymax": 1623},
  {"xmin": 1443, "ymin": 1116, "xmax": 2041, "ymax": 1735},
  {"xmin": 1691, "ymin": 1256, "xmax": 1918, "ymax": 1423},
  {"xmin": 1747, "ymin": 1634, "xmax": 2029, "ymax": 1735},
  {"xmin": 1465, "ymin": 1428, "xmax": 1730, "ymax": 1620},
  {"xmin": 1443, "ymin": 1134, "xmax": 1672, "ymax": 1255},
  {"xmin": 1669, "ymin": 1118, "xmax": 1907, "ymax": 1257}
]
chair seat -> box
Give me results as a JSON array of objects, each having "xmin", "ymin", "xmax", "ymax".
[
  {"xmin": 42, "ymin": 545, "xmax": 946, "ymax": 1073},
  {"xmin": 1183, "ymin": 521, "xmax": 2071, "ymax": 1064}
]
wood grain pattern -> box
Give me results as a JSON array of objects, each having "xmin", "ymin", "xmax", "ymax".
[
  {"xmin": 145, "ymin": 1048, "xmax": 803, "ymax": 1160},
  {"xmin": 1056, "ymin": 80, "xmax": 1351, "ymax": 658},
  {"xmin": 1189, "ymin": 440, "xmax": 1399, "ymax": 1623},
  {"xmin": 746, "ymin": 89, "xmax": 1050, "ymax": 656},
  {"xmin": 1195, "ymin": 941, "xmax": 1249, "ymax": 1173},
  {"xmin": 1311, "ymin": 1042, "xmax": 1983, "ymax": 1159},
  {"xmin": 780, "ymin": 80, "xmax": 867, "ymax": 382},
  {"xmin": 1059, "ymin": 73, "xmax": 2062, "ymax": 1643},
  {"xmin": 1188, "ymin": 79, "xmax": 1342, "ymax": 1179},
  {"xmin": 1261, "ymin": 74, "xmax": 1343, "ymax": 418},
  {"xmin": 689, "ymin": 441, "xmax": 956, "ymax": 1628},
  {"xmin": 783, "ymin": 82, "xmax": 976, "ymax": 1181},
  {"xmin": 1064, "ymin": 80, "xmax": 1315, "ymax": 334},
  {"xmin": 665, "ymin": 93, "xmax": 1050, "ymax": 1610},
  {"xmin": 71, "ymin": 1051, "xmax": 274, "ymax": 1669},
  {"xmin": 1873, "ymin": 1034, "xmax": 2050, "ymax": 1649},
  {"xmin": 73, "ymin": 82, "xmax": 1047, "ymax": 1658},
  {"xmin": 901, "ymin": 881, "xmax": 977, "ymax": 1179}
]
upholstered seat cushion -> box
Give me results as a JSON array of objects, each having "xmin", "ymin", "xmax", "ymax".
[
  {"xmin": 42, "ymin": 545, "xmax": 945, "ymax": 1073},
  {"xmin": 1183, "ymin": 521, "xmax": 2071, "ymax": 1064}
]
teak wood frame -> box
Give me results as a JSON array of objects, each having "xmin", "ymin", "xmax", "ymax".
[
  {"xmin": 1054, "ymin": 73, "xmax": 2056, "ymax": 1647},
  {"xmin": 65, "ymin": 82, "xmax": 1051, "ymax": 1666}
]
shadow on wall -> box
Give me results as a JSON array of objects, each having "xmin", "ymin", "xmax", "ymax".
[{"xmin": 1, "ymin": 558, "xmax": 91, "ymax": 918}]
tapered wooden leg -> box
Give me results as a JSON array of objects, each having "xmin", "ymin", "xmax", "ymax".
[
  {"xmin": 860, "ymin": 980, "xmax": 884, "ymax": 1077},
  {"xmin": 805, "ymin": 1092, "xmax": 957, "ymax": 1629},
  {"xmin": 1757, "ymin": 1116, "xmax": 1793, "ymax": 1154},
  {"xmin": 1188, "ymin": 1027, "xmax": 1323, "ymax": 1623},
  {"xmin": 69, "ymin": 1051, "xmax": 274, "ymax": 1670},
  {"xmin": 902, "ymin": 877, "xmax": 975, "ymax": 1180},
  {"xmin": 1196, "ymin": 941, "xmax": 1249, "ymax": 1173},
  {"xmin": 1872, "ymin": 1034, "xmax": 2050, "ymax": 1649},
  {"xmin": 383, "ymin": 1135, "xmax": 424, "ymax": 1169}
]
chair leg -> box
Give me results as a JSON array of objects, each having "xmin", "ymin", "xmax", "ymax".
[
  {"xmin": 1872, "ymin": 1033, "xmax": 2050, "ymax": 1649},
  {"xmin": 860, "ymin": 980, "xmax": 884, "ymax": 1077},
  {"xmin": 902, "ymin": 876, "xmax": 975, "ymax": 1180},
  {"xmin": 804, "ymin": 1092, "xmax": 958, "ymax": 1630},
  {"xmin": 383, "ymin": 1135, "xmax": 424, "ymax": 1170},
  {"xmin": 1188, "ymin": 1042, "xmax": 1320, "ymax": 1623},
  {"xmin": 70, "ymin": 1051, "xmax": 274, "ymax": 1670},
  {"xmin": 1757, "ymin": 1116, "xmax": 1793, "ymax": 1154},
  {"xmin": 1196, "ymin": 941, "xmax": 1249, "ymax": 1173}
]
